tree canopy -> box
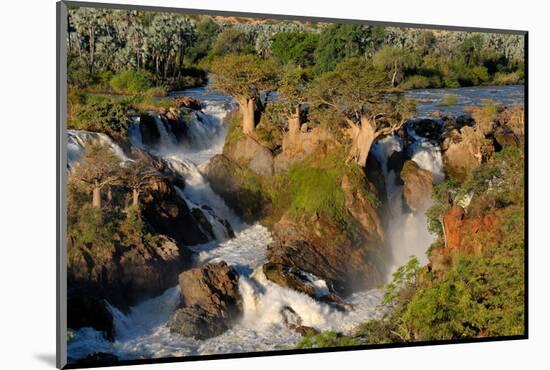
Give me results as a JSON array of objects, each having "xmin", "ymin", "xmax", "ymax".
[{"xmin": 210, "ymin": 54, "xmax": 281, "ymax": 101}]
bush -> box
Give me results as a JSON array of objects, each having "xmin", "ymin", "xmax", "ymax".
[
  {"xmin": 120, "ymin": 206, "xmax": 146, "ymax": 246},
  {"xmin": 270, "ymin": 32, "xmax": 319, "ymax": 67},
  {"xmin": 72, "ymin": 101, "xmax": 130, "ymax": 140},
  {"xmin": 109, "ymin": 69, "xmax": 154, "ymax": 95},
  {"xmin": 441, "ymin": 94, "xmax": 458, "ymax": 106},
  {"xmin": 493, "ymin": 71, "xmax": 523, "ymax": 85},
  {"xmin": 401, "ymin": 75, "xmax": 432, "ymax": 89},
  {"xmin": 296, "ymin": 331, "xmax": 358, "ymax": 349}
]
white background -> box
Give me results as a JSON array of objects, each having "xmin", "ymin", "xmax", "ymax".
[{"xmin": 0, "ymin": 0, "xmax": 546, "ymax": 368}]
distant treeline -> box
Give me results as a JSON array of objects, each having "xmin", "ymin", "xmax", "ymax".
[{"xmin": 67, "ymin": 7, "xmax": 524, "ymax": 93}]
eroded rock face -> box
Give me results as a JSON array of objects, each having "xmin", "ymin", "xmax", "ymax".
[
  {"xmin": 430, "ymin": 205, "xmax": 502, "ymax": 271},
  {"xmin": 68, "ymin": 233, "xmax": 191, "ymax": 310},
  {"xmin": 268, "ymin": 214, "xmax": 384, "ymax": 295},
  {"xmin": 224, "ymin": 135, "xmax": 274, "ymax": 176},
  {"xmin": 168, "ymin": 261, "xmax": 242, "ymax": 339},
  {"xmin": 442, "ymin": 125, "xmax": 494, "ymax": 180},
  {"xmin": 274, "ymin": 128, "xmax": 332, "ymax": 174},
  {"xmin": 342, "ymin": 173, "xmax": 384, "ymax": 244},
  {"xmin": 267, "ymin": 170, "xmax": 387, "ymax": 294},
  {"xmin": 203, "ymin": 154, "xmax": 265, "ymax": 223},
  {"xmin": 172, "ymin": 96, "xmax": 201, "ymax": 110},
  {"xmin": 400, "ymin": 160, "xmax": 434, "ymax": 212},
  {"xmin": 141, "ymin": 178, "xmax": 211, "ymax": 246}
]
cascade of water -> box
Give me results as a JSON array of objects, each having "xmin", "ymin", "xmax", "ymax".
[
  {"xmin": 371, "ymin": 132, "xmax": 439, "ymax": 275},
  {"xmin": 67, "ymin": 129, "xmax": 129, "ymax": 170},
  {"xmin": 69, "ymin": 84, "xmax": 518, "ymax": 361}
]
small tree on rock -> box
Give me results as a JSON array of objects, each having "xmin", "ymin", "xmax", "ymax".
[
  {"xmin": 123, "ymin": 160, "xmax": 160, "ymax": 208},
  {"xmin": 278, "ymin": 68, "xmax": 313, "ymax": 137},
  {"xmin": 310, "ymin": 58, "xmax": 415, "ymax": 167},
  {"xmin": 72, "ymin": 144, "xmax": 122, "ymax": 208},
  {"xmin": 210, "ymin": 54, "xmax": 280, "ymax": 134}
]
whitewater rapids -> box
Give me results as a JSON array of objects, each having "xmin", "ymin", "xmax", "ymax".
[{"xmin": 67, "ymin": 86, "xmax": 448, "ymax": 361}]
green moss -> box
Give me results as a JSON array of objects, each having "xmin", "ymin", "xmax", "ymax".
[
  {"xmin": 279, "ymin": 150, "xmax": 377, "ymax": 242},
  {"xmin": 224, "ymin": 110, "xmax": 244, "ymax": 149}
]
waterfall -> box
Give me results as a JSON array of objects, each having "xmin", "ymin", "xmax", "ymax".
[
  {"xmin": 407, "ymin": 120, "xmax": 445, "ymax": 184},
  {"xmin": 164, "ymin": 156, "xmax": 243, "ymax": 238},
  {"xmin": 67, "ymin": 129, "xmax": 129, "ymax": 170},
  {"xmin": 371, "ymin": 127, "xmax": 443, "ymax": 275},
  {"xmin": 127, "ymin": 100, "xmax": 229, "ymax": 166},
  {"xmin": 68, "ymin": 225, "xmax": 383, "ymax": 361}
]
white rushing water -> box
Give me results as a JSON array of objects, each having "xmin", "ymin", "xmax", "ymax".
[
  {"xmin": 67, "ymin": 129, "xmax": 130, "ymax": 171},
  {"xmin": 67, "ymin": 88, "xmax": 448, "ymax": 361},
  {"xmin": 372, "ymin": 124, "xmax": 444, "ymax": 276}
]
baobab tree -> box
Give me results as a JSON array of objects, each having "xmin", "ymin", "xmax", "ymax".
[
  {"xmin": 210, "ymin": 54, "xmax": 280, "ymax": 134},
  {"xmin": 310, "ymin": 58, "xmax": 415, "ymax": 167},
  {"xmin": 278, "ymin": 68, "xmax": 313, "ymax": 137},
  {"xmin": 72, "ymin": 144, "xmax": 122, "ymax": 208},
  {"xmin": 123, "ymin": 160, "xmax": 160, "ymax": 208}
]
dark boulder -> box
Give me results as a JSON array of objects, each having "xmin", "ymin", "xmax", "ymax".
[
  {"xmin": 263, "ymin": 263, "xmax": 351, "ymax": 311},
  {"xmin": 138, "ymin": 114, "xmax": 161, "ymax": 147},
  {"xmin": 67, "ymin": 286, "xmax": 114, "ymax": 341},
  {"xmin": 168, "ymin": 261, "xmax": 242, "ymax": 339},
  {"xmin": 141, "ymin": 178, "xmax": 211, "ymax": 246},
  {"xmin": 410, "ymin": 118, "xmax": 443, "ymax": 141},
  {"xmin": 167, "ymin": 305, "xmax": 228, "ymax": 340}
]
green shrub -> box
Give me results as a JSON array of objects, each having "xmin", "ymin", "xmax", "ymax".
[
  {"xmin": 296, "ymin": 331, "xmax": 358, "ymax": 349},
  {"xmin": 120, "ymin": 206, "xmax": 146, "ymax": 245},
  {"xmin": 493, "ymin": 71, "xmax": 523, "ymax": 85},
  {"xmin": 72, "ymin": 101, "xmax": 130, "ymax": 140},
  {"xmin": 441, "ymin": 94, "xmax": 458, "ymax": 106},
  {"xmin": 401, "ymin": 75, "xmax": 432, "ymax": 89},
  {"xmin": 109, "ymin": 69, "xmax": 154, "ymax": 95}
]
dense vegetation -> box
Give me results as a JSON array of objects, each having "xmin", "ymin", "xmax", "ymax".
[{"xmin": 68, "ymin": 7, "xmax": 524, "ymax": 97}]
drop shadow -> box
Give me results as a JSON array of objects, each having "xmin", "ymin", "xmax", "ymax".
[{"xmin": 34, "ymin": 353, "xmax": 57, "ymax": 367}]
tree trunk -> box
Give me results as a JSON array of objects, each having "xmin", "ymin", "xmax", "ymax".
[
  {"xmin": 240, "ymin": 98, "xmax": 256, "ymax": 135},
  {"xmin": 391, "ymin": 63, "xmax": 398, "ymax": 87},
  {"xmin": 88, "ymin": 26, "xmax": 95, "ymax": 77},
  {"xmin": 288, "ymin": 104, "xmax": 301, "ymax": 137},
  {"xmin": 349, "ymin": 115, "xmax": 376, "ymax": 168},
  {"xmin": 132, "ymin": 188, "xmax": 140, "ymax": 208},
  {"xmin": 92, "ymin": 186, "xmax": 101, "ymax": 209}
]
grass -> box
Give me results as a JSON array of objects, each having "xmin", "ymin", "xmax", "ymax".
[{"xmin": 441, "ymin": 94, "xmax": 458, "ymax": 106}]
